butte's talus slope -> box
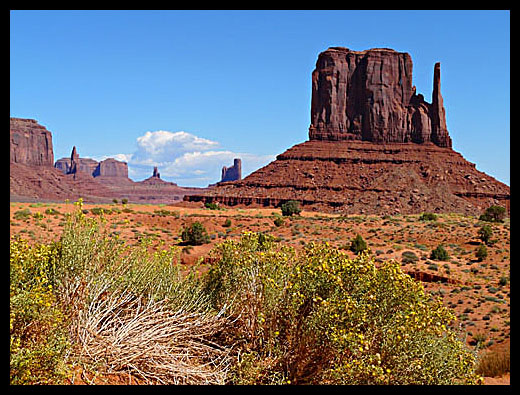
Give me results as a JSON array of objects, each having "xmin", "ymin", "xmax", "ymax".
[{"xmin": 185, "ymin": 47, "xmax": 509, "ymax": 215}]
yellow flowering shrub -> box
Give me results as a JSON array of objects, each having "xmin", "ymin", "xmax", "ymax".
[
  {"xmin": 10, "ymin": 238, "xmax": 69, "ymax": 384},
  {"xmin": 10, "ymin": 203, "xmax": 483, "ymax": 385},
  {"xmin": 204, "ymin": 233, "xmax": 482, "ymax": 385},
  {"xmin": 11, "ymin": 200, "xmax": 223, "ymax": 384}
]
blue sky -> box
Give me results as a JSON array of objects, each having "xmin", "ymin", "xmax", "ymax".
[{"xmin": 10, "ymin": 10, "xmax": 509, "ymax": 187}]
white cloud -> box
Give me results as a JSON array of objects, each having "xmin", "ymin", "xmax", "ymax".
[
  {"xmin": 100, "ymin": 130, "xmax": 275, "ymax": 187},
  {"xmin": 132, "ymin": 130, "xmax": 220, "ymax": 163},
  {"xmin": 90, "ymin": 153, "xmax": 134, "ymax": 163}
]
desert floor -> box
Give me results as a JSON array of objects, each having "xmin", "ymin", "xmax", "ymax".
[{"xmin": 10, "ymin": 200, "xmax": 510, "ymax": 385}]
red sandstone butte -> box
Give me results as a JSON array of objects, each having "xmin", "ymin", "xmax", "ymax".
[
  {"xmin": 185, "ymin": 47, "xmax": 509, "ymax": 215},
  {"xmin": 10, "ymin": 118, "xmax": 54, "ymax": 166},
  {"xmin": 221, "ymin": 158, "xmax": 242, "ymax": 183},
  {"xmin": 140, "ymin": 166, "xmax": 178, "ymax": 186},
  {"xmin": 55, "ymin": 147, "xmax": 128, "ymax": 180},
  {"xmin": 153, "ymin": 166, "xmax": 160, "ymax": 179},
  {"xmin": 93, "ymin": 158, "xmax": 128, "ymax": 178},
  {"xmin": 10, "ymin": 118, "xmax": 203, "ymax": 203},
  {"xmin": 309, "ymin": 47, "xmax": 451, "ymax": 147}
]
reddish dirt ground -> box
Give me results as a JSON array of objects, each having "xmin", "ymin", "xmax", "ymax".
[{"xmin": 10, "ymin": 200, "xmax": 510, "ymax": 385}]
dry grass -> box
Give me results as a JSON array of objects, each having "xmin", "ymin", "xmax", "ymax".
[
  {"xmin": 51, "ymin": 206, "xmax": 233, "ymax": 385},
  {"xmin": 476, "ymin": 348, "xmax": 510, "ymax": 378},
  {"xmin": 74, "ymin": 289, "xmax": 231, "ymax": 384}
]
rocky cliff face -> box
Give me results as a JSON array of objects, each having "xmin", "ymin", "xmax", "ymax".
[
  {"xmin": 10, "ymin": 118, "xmax": 54, "ymax": 166},
  {"xmin": 185, "ymin": 47, "xmax": 509, "ymax": 215},
  {"xmin": 93, "ymin": 158, "xmax": 128, "ymax": 178},
  {"xmin": 308, "ymin": 47, "xmax": 451, "ymax": 147},
  {"xmin": 55, "ymin": 147, "xmax": 128, "ymax": 179},
  {"xmin": 221, "ymin": 158, "xmax": 242, "ymax": 182}
]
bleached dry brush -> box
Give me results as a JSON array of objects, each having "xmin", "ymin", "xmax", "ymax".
[
  {"xmin": 56, "ymin": 206, "xmax": 232, "ymax": 384},
  {"xmin": 74, "ymin": 290, "xmax": 230, "ymax": 384}
]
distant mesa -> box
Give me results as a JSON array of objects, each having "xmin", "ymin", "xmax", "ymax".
[
  {"xmin": 208, "ymin": 158, "xmax": 242, "ymax": 187},
  {"xmin": 55, "ymin": 147, "xmax": 129, "ymax": 179},
  {"xmin": 10, "ymin": 119, "xmax": 116, "ymax": 202},
  {"xmin": 92, "ymin": 158, "xmax": 129, "ymax": 178},
  {"xmin": 10, "ymin": 118, "xmax": 200, "ymax": 203},
  {"xmin": 185, "ymin": 47, "xmax": 510, "ymax": 215}
]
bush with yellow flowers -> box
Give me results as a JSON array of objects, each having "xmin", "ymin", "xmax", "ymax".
[
  {"xmin": 204, "ymin": 232, "xmax": 482, "ymax": 385},
  {"xmin": 11, "ymin": 199, "xmax": 230, "ymax": 385},
  {"xmin": 10, "ymin": 237, "xmax": 69, "ymax": 384},
  {"xmin": 10, "ymin": 201, "xmax": 483, "ymax": 385}
]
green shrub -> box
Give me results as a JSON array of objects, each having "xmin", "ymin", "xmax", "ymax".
[
  {"xmin": 205, "ymin": 202, "xmax": 221, "ymax": 210},
  {"xmin": 401, "ymin": 251, "xmax": 419, "ymax": 264},
  {"xmin": 499, "ymin": 276, "xmax": 509, "ymax": 286},
  {"xmin": 350, "ymin": 234, "xmax": 368, "ymax": 255},
  {"xmin": 479, "ymin": 205, "xmax": 506, "ymax": 223},
  {"xmin": 477, "ymin": 225, "xmax": 493, "ymax": 245},
  {"xmin": 45, "ymin": 208, "xmax": 61, "ymax": 216},
  {"xmin": 427, "ymin": 263, "xmax": 439, "ymax": 271},
  {"xmin": 181, "ymin": 222, "xmax": 210, "ymax": 246},
  {"xmin": 11, "ymin": 201, "xmax": 230, "ymax": 385},
  {"xmin": 13, "ymin": 209, "xmax": 32, "ymax": 220},
  {"xmin": 121, "ymin": 198, "xmax": 128, "ymax": 205},
  {"xmin": 281, "ymin": 200, "xmax": 301, "ymax": 217},
  {"xmin": 204, "ymin": 233, "xmax": 481, "ymax": 384},
  {"xmin": 472, "ymin": 333, "xmax": 487, "ymax": 346},
  {"xmin": 32, "ymin": 212, "xmax": 45, "ymax": 220},
  {"xmin": 153, "ymin": 209, "xmax": 180, "ymax": 218},
  {"xmin": 419, "ymin": 212, "xmax": 438, "ymax": 221},
  {"xmin": 90, "ymin": 207, "xmax": 108, "ymax": 215},
  {"xmin": 430, "ymin": 245, "xmax": 450, "ymax": 261},
  {"xmin": 273, "ymin": 216, "xmax": 285, "ymax": 227},
  {"xmin": 475, "ymin": 244, "xmax": 488, "ymax": 262},
  {"xmin": 223, "ymin": 218, "xmax": 232, "ymax": 228}
]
